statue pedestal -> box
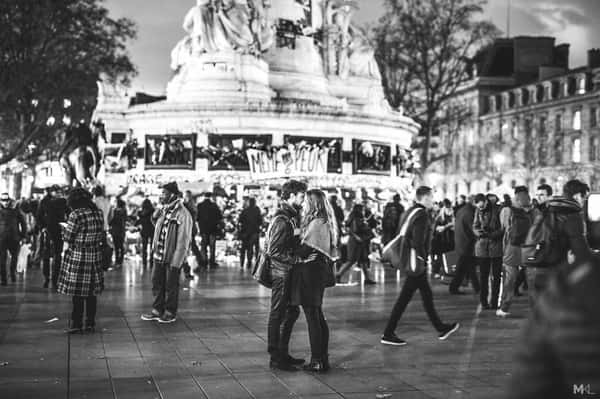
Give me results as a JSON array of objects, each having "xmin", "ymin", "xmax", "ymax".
[
  {"xmin": 166, "ymin": 52, "xmax": 274, "ymax": 104},
  {"xmin": 327, "ymin": 75, "xmax": 386, "ymax": 107}
]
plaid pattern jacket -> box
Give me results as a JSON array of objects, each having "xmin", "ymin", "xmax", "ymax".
[{"xmin": 57, "ymin": 207, "xmax": 105, "ymax": 297}]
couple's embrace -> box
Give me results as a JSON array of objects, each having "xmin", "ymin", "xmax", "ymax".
[{"xmin": 266, "ymin": 180, "xmax": 338, "ymax": 372}]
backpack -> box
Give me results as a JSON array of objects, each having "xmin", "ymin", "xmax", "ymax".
[
  {"xmin": 521, "ymin": 209, "xmax": 561, "ymax": 267},
  {"xmin": 381, "ymin": 207, "xmax": 426, "ymax": 275},
  {"xmin": 508, "ymin": 207, "xmax": 532, "ymax": 246}
]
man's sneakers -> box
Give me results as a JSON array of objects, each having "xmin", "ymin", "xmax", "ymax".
[
  {"xmin": 158, "ymin": 313, "xmax": 177, "ymax": 324},
  {"xmin": 496, "ymin": 309, "xmax": 511, "ymax": 318},
  {"xmin": 141, "ymin": 310, "xmax": 162, "ymax": 321},
  {"xmin": 438, "ymin": 322, "xmax": 460, "ymax": 340},
  {"xmin": 380, "ymin": 333, "xmax": 407, "ymax": 346}
]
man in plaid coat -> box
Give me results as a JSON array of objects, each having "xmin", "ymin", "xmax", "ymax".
[{"xmin": 141, "ymin": 182, "xmax": 193, "ymax": 324}]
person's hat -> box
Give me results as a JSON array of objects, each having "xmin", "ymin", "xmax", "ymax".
[
  {"xmin": 160, "ymin": 182, "xmax": 181, "ymax": 196},
  {"xmin": 0, "ymin": 193, "xmax": 10, "ymax": 202}
]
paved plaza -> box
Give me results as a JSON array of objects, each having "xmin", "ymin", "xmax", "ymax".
[{"xmin": 0, "ymin": 259, "xmax": 525, "ymax": 399}]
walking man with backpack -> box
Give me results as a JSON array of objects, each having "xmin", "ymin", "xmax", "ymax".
[
  {"xmin": 521, "ymin": 179, "xmax": 593, "ymax": 306},
  {"xmin": 496, "ymin": 186, "xmax": 537, "ymax": 317},
  {"xmin": 380, "ymin": 186, "xmax": 459, "ymax": 346}
]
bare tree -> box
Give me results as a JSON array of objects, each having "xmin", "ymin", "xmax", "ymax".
[{"xmin": 373, "ymin": 0, "xmax": 499, "ymax": 174}]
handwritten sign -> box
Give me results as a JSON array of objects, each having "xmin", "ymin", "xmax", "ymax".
[{"xmin": 247, "ymin": 147, "xmax": 328, "ymax": 179}]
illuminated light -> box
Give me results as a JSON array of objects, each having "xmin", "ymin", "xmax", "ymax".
[{"xmin": 46, "ymin": 116, "xmax": 56, "ymax": 126}]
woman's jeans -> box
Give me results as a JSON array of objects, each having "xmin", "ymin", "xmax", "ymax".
[
  {"xmin": 303, "ymin": 306, "xmax": 329, "ymax": 361},
  {"xmin": 72, "ymin": 295, "xmax": 97, "ymax": 328}
]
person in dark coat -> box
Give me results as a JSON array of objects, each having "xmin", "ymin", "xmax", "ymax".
[
  {"xmin": 509, "ymin": 259, "xmax": 600, "ymax": 399},
  {"xmin": 0, "ymin": 193, "xmax": 27, "ymax": 285},
  {"xmin": 335, "ymin": 204, "xmax": 376, "ymax": 285},
  {"xmin": 381, "ymin": 186, "xmax": 460, "ymax": 346},
  {"xmin": 36, "ymin": 185, "xmax": 68, "ymax": 288},
  {"xmin": 448, "ymin": 200, "xmax": 480, "ymax": 294},
  {"xmin": 527, "ymin": 180, "xmax": 593, "ymax": 307},
  {"xmin": 238, "ymin": 197, "xmax": 262, "ymax": 269},
  {"xmin": 196, "ymin": 192, "xmax": 223, "ymax": 268},
  {"xmin": 473, "ymin": 193, "xmax": 503, "ymax": 309},
  {"xmin": 329, "ymin": 195, "xmax": 345, "ymax": 264},
  {"xmin": 291, "ymin": 189, "xmax": 338, "ymax": 373},
  {"xmin": 135, "ymin": 198, "xmax": 155, "ymax": 268},
  {"xmin": 57, "ymin": 188, "xmax": 105, "ymax": 334},
  {"xmin": 381, "ymin": 194, "xmax": 405, "ymax": 246},
  {"xmin": 431, "ymin": 199, "xmax": 454, "ymax": 276},
  {"xmin": 109, "ymin": 198, "xmax": 127, "ymax": 267}
]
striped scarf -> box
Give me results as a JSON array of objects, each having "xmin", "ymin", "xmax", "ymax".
[{"xmin": 153, "ymin": 200, "xmax": 178, "ymax": 261}]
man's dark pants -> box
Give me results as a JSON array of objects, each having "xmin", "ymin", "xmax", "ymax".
[
  {"xmin": 383, "ymin": 273, "xmax": 445, "ymax": 336},
  {"xmin": 479, "ymin": 257, "xmax": 502, "ymax": 307},
  {"xmin": 0, "ymin": 235, "xmax": 19, "ymax": 283},
  {"xmin": 42, "ymin": 232, "xmax": 63, "ymax": 286},
  {"xmin": 240, "ymin": 233, "xmax": 259, "ymax": 268},
  {"xmin": 449, "ymin": 254, "xmax": 480, "ymax": 293},
  {"xmin": 267, "ymin": 275, "xmax": 300, "ymax": 361},
  {"xmin": 151, "ymin": 261, "xmax": 181, "ymax": 316},
  {"xmin": 200, "ymin": 233, "xmax": 217, "ymax": 266}
]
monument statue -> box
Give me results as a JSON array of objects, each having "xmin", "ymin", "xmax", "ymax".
[
  {"xmin": 347, "ymin": 25, "xmax": 382, "ymax": 80},
  {"xmin": 175, "ymin": 0, "xmax": 274, "ymax": 67},
  {"xmin": 323, "ymin": 0, "xmax": 358, "ymax": 78}
]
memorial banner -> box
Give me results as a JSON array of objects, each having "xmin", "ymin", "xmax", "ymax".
[{"xmin": 247, "ymin": 146, "xmax": 328, "ymax": 179}]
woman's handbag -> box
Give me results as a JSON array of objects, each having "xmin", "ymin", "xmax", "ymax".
[{"xmin": 252, "ymin": 216, "xmax": 284, "ymax": 289}]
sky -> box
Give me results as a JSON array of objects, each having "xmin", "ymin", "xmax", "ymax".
[{"xmin": 104, "ymin": 0, "xmax": 600, "ymax": 95}]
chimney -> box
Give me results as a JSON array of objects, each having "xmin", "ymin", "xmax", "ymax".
[
  {"xmin": 554, "ymin": 43, "xmax": 570, "ymax": 69},
  {"xmin": 588, "ymin": 49, "xmax": 600, "ymax": 68}
]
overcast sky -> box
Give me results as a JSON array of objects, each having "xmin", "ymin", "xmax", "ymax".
[{"xmin": 104, "ymin": 0, "xmax": 600, "ymax": 95}]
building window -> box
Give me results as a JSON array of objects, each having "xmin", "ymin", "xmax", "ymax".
[
  {"xmin": 591, "ymin": 107, "xmax": 597, "ymax": 128},
  {"xmin": 512, "ymin": 119, "xmax": 519, "ymax": 139},
  {"xmin": 524, "ymin": 117, "xmax": 533, "ymax": 163},
  {"xmin": 579, "ymin": 77, "xmax": 586, "ymax": 94},
  {"xmin": 572, "ymin": 137, "xmax": 582, "ymax": 163},
  {"xmin": 555, "ymin": 132, "xmax": 564, "ymax": 165},
  {"xmin": 573, "ymin": 110, "xmax": 582, "ymax": 131},
  {"xmin": 500, "ymin": 120, "xmax": 508, "ymax": 143},
  {"xmin": 467, "ymin": 150, "xmax": 473, "ymax": 172},
  {"xmin": 538, "ymin": 116, "xmax": 547, "ymax": 166},
  {"xmin": 590, "ymin": 137, "xmax": 599, "ymax": 162},
  {"xmin": 455, "ymin": 153, "xmax": 461, "ymax": 171},
  {"xmin": 555, "ymin": 113, "xmax": 562, "ymax": 132}
]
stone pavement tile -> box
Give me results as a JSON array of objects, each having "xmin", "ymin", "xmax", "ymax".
[
  {"xmin": 154, "ymin": 377, "xmax": 207, "ymax": 398},
  {"xmin": 217, "ymin": 352, "xmax": 272, "ymax": 373},
  {"xmin": 275, "ymin": 372, "xmax": 338, "ymax": 396},
  {"xmin": 111, "ymin": 376, "xmax": 160, "ymax": 395},
  {"xmin": 69, "ymin": 377, "xmax": 114, "ymax": 396},
  {"xmin": 236, "ymin": 371, "xmax": 300, "ymax": 398},
  {"xmin": 187, "ymin": 354, "xmax": 230, "ymax": 377},
  {"xmin": 342, "ymin": 391, "xmax": 433, "ymax": 399},
  {"xmin": 198, "ymin": 375, "xmax": 253, "ymax": 399}
]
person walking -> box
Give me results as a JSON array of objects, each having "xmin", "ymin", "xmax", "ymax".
[
  {"xmin": 141, "ymin": 182, "xmax": 193, "ymax": 324},
  {"xmin": 57, "ymin": 188, "xmax": 105, "ymax": 334},
  {"xmin": 496, "ymin": 187, "xmax": 536, "ymax": 317},
  {"xmin": 0, "ymin": 193, "xmax": 27, "ymax": 285},
  {"xmin": 448, "ymin": 198, "xmax": 480, "ymax": 295},
  {"xmin": 238, "ymin": 197, "xmax": 262, "ymax": 269},
  {"xmin": 473, "ymin": 193, "xmax": 503, "ymax": 310},
  {"xmin": 36, "ymin": 185, "xmax": 68, "ymax": 288},
  {"xmin": 431, "ymin": 199, "xmax": 454, "ymax": 277},
  {"xmin": 335, "ymin": 204, "xmax": 376, "ymax": 285},
  {"xmin": 266, "ymin": 180, "xmax": 311, "ymax": 372},
  {"xmin": 135, "ymin": 198, "xmax": 155, "ymax": 268},
  {"xmin": 381, "ymin": 194, "xmax": 405, "ymax": 246},
  {"xmin": 109, "ymin": 198, "xmax": 127, "ymax": 268},
  {"xmin": 196, "ymin": 192, "xmax": 222, "ymax": 269},
  {"xmin": 381, "ymin": 186, "xmax": 460, "ymax": 346},
  {"xmin": 292, "ymin": 189, "xmax": 338, "ymax": 372}
]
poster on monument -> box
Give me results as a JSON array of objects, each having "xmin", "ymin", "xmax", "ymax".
[
  {"xmin": 246, "ymin": 146, "xmax": 329, "ymax": 179},
  {"xmin": 207, "ymin": 134, "xmax": 271, "ymax": 171},
  {"xmin": 285, "ymin": 135, "xmax": 342, "ymax": 173},
  {"xmin": 353, "ymin": 139, "xmax": 391, "ymax": 175}
]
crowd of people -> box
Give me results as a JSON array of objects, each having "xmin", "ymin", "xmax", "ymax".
[{"xmin": 0, "ymin": 176, "xmax": 597, "ymax": 394}]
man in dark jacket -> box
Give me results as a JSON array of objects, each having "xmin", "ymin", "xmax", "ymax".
[
  {"xmin": 527, "ymin": 179, "xmax": 593, "ymax": 306},
  {"xmin": 0, "ymin": 193, "xmax": 26, "ymax": 285},
  {"xmin": 382, "ymin": 194, "xmax": 405, "ymax": 246},
  {"xmin": 381, "ymin": 186, "xmax": 459, "ymax": 346},
  {"xmin": 266, "ymin": 180, "xmax": 314, "ymax": 371},
  {"xmin": 473, "ymin": 193, "xmax": 503, "ymax": 309},
  {"xmin": 509, "ymin": 259, "xmax": 600, "ymax": 399},
  {"xmin": 36, "ymin": 185, "xmax": 68, "ymax": 288},
  {"xmin": 196, "ymin": 192, "xmax": 222, "ymax": 268},
  {"xmin": 448, "ymin": 199, "xmax": 480, "ymax": 294},
  {"xmin": 535, "ymin": 183, "xmax": 553, "ymax": 211},
  {"xmin": 238, "ymin": 197, "xmax": 262, "ymax": 269}
]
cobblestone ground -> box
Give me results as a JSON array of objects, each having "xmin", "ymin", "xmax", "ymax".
[{"xmin": 0, "ymin": 257, "xmax": 527, "ymax": 398}]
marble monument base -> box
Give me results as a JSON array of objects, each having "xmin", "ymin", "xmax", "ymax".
[{"xmin": 166, "ymin": 52, "xmax": 274, "ymax": 104}]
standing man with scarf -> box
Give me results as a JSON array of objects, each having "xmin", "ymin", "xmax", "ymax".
[{"xmin": 141, "ymin": 182, "xmax": 193, "ymax": 324}]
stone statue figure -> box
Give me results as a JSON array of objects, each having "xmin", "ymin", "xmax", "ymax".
[
  {"xmin": 170, "ymin": 36, "xmax": 193, "ymax": 71},
  {"xmin": 178, "ymin": 0, "xmax": 273, "ymax": 60},
  {"xmin": 347, "ymin": 25, "xmax": 382, "ymax": 80},
  {"xmin": 323, "ymin": 0, "xmax": 357, "ymax": 78}
]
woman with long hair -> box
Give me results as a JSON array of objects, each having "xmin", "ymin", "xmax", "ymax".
[
  {"xmin": 136, "ymin": 198, "xmax": 155, "ymax": 268},
  {"xmin": 291, "ymin": 189, "xmax": 339, "ymax": 372},
  {"xmin": 57, "ymin": 188, "xmax": 105, "ymax": 334},
  {"xmin": 335, "ymin": 203, "xmax": 376, "ymax": 284}
]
